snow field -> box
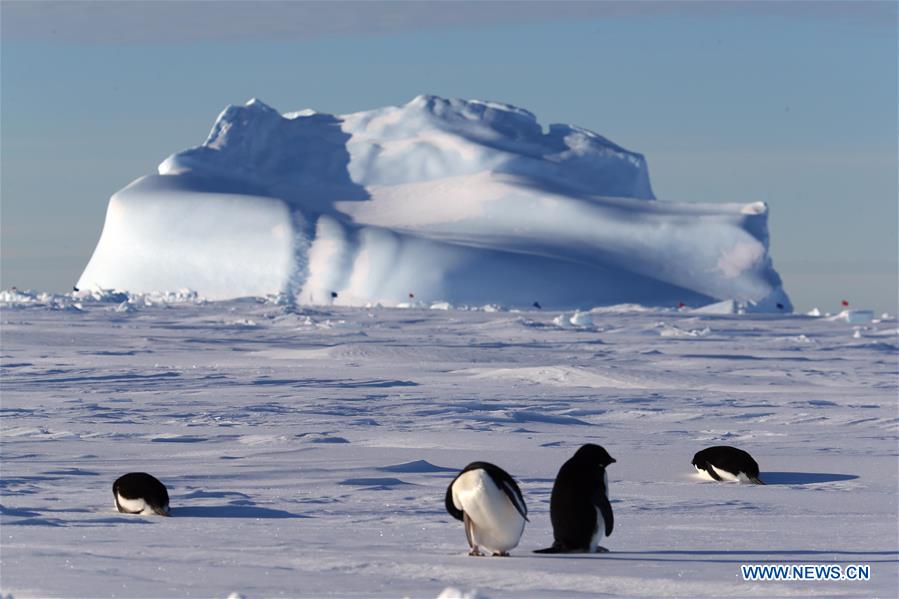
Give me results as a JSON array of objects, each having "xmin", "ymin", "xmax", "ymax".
[{"xmin": 1, "ymin": 299, "xmax": 896, "ymax": 597}]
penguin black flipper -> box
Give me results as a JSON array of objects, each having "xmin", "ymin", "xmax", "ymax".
[
  {"xmin": 474, "ymin": 461, "xmax": 527, "ymax": 522},
  {"xmin": 695, "ymin": 459, "xmax": 722, "ymax": 481},
  {"xmin": 597, "ymin": 491, "xmax": 614, "ymax": 537},
  {"xmin": 704, "ymin": 461, "xmax": 723, "ymax": 481},
  {"xmin": 498, "ymin": 477, "xmax": 528, "ymax": 522}
]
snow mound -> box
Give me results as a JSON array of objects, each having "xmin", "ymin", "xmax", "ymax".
[
  {"xmin": 658, "ymin": 322, "xmax": 712, "ymax": 337},
  {"xmin": 553, "ymin": 310, "xmax": 595, "ymax": 328},
  {"xmin": 78, "ymin": 95, "xmax": 791, "ymax": 311},
  {"xmin": 0, "ymin": 288, "xmax": 55, "ymax": 305},
  {"xmin": 436, "ymin": 588, "xmax": 491, "ymax": 599},
  {"xmin": 378, "ymin": 460, "xmax": 456, "ymax": 473}
]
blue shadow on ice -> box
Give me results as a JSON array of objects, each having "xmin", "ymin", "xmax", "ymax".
[
  {"xmin": 171, "ymin": 505, "xmax": 306, "ymax": 519},
  {"xmin": 760, "ymin": 472, "xmax": 859, "ymax": 485}
]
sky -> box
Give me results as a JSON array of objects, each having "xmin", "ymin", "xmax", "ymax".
[{"xmin": 2, "ymin": 1, "xmax": 896, "ymax": 313}]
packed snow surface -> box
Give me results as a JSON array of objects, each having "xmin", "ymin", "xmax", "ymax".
[
  {"xmin": 2, "ymin": 294, "xmax": 896, "ymax": 598},
  {"xmin": 78, "ymin": 95, "xmax": 791, "ymax": 311}
]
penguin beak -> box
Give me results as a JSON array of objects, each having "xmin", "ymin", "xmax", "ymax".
[{"xmin": 608, "ymin": 458, "xmax": 617, "ymax": 464}]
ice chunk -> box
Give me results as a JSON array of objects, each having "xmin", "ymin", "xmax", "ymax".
[
  {"xmin": 828, "ymin": 309, "xmax": 875, "ymax": 324},
  {"xmin": 569, "ymin": 311, "xmax": 594, "ymax": 327},
  {"xmin": 693, "ymin": 299, "xmax": 743, "ymax": 315},
  {"xmin": 846, "ymin": 310, "xmax": 874, "ymax": 324}
]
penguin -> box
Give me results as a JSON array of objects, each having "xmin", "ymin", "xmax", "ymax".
[
  {"xmin": 692, "ymin": 446, "xmax": 764, "ymax": 484},
  {"xmin": 113, "ymin": 472, "xmax": 171, "ymax": 516},
  {"xmin": 535, "ymin": 444, "xmax": 615, "ymax": 554},
  {"xmin": 445, "ymin": 461, "xmax": 528, "ymax": 556}
]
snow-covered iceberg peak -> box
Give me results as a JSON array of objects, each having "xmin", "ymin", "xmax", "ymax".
[
  {"xmin": 160, "ymin": 95, "xmax": 655, "ymax": 200},
  {"xmin": 79, "ymin": 95, "xmax": 791, "ymax": 311}
]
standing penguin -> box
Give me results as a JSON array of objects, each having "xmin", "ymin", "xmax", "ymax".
[
  {"xmin": 692, "ymin": 446, "xmax": 764, "ymax": 484},
  {"xmin": 113, "ymin": 472, "xmax": 171, "ymax": 516},
  {"xmin": 535, "ymin": 444, "xmax": 615, "ymax": 554},
  {"xmin": 445, "ymin": 462, "xmax": 528, "ymax": 556}
]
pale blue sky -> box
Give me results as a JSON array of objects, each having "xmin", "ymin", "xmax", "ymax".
[{"xmin": 2, "ymin": 1, "xmax": 896, "ymax": 312}]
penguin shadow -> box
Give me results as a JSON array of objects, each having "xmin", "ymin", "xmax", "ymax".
[
  {"xmin": 1, "ymin": 504, "xmax": 156, "ymax": 527},
  {"xmin": 170, "ymin": 504, "xmax": 306, "ymax": 519},
  {"xmin": 5, "ymin": 516, "xmax": 157, "ymax": 527},
  {"xmin": 170, "ymin": 490, "xmax": 307, "ymax": 519},
  {"xmin": 759, "ymin": 472, "xmax": 859, "ymax": 485}
]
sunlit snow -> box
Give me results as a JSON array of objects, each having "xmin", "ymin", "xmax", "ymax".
[{"xmin": 1, "ymin": 292, "xmax": 895, "ymax": 597}]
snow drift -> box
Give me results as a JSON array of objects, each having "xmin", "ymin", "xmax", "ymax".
[{"xmin": 78, "ymin": 95, "xmax": 791, "ymax": 311}]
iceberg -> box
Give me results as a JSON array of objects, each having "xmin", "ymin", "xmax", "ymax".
[{"xmin": 78, "ymin": 95, "xmax": 791, "ymax": 311}]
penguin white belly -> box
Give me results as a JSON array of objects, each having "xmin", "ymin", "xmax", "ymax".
[
  {"xmin": 452, "ymin": 469, "xmax": 525, "ymax": 553},
  {"xmin": 588, "ymin": 470, "xmax": 608, "ymax": 552},
  {"xmin": 694, "ymin": 464, "xmax": 749, "ymax": 483},
  {"xmin": 694, "ymin": 464, "xmax": 716, "ymax": 481},
  {"xmin": 589, "ymin": 507, "xmax": 604, "ymax": 552},
  {"xmin": 116, "ymin": 493, "xmax": 155, "ymax": 515}
]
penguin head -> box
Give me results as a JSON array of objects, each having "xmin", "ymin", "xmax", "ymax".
[{"xmin": 573, "ymin": 443, "xmax": 616, "ymax": 467}]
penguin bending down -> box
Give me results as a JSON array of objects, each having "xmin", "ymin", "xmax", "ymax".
[
  {"xmin": 535, "ymin": 444, "xmax": 615, "ymax": 554},
  {"xmin": 445, "ymin": 462, "xmax": 528, "ymax": 556},
  {"xmin": 113, "ymin": 472, "xmax": 171, "ymax": 516},
  {"xmin": 692, "ymin": 446, "xmax": 764, "ymax": 484}
]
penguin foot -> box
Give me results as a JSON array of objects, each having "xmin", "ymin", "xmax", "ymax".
[
  {"xmin": 468, "ymin": 547, "xmax": 483, "ymax": 557},
  {"xmin": 595, "ymin": 546, "xmax": 610, "ymax": 553},
  {"xmin": 492, "ymin": 551, "xmax": 510, "ymax": 557}
]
